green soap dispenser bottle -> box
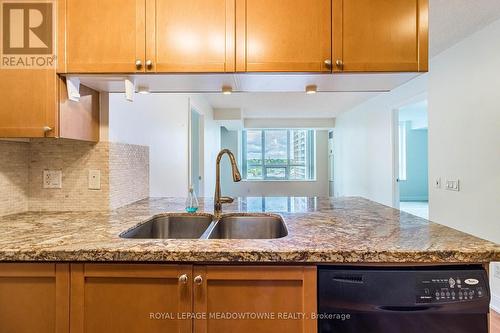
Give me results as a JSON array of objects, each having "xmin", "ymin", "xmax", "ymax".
[{"xmin": 185, "ymin": 187, "xmax": 199, "ymax": 213}]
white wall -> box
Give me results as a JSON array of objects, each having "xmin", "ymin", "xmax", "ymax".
[
  {"xmin": 333, "ymin": 74, "xmax": 427, "ymax": 206},
  {"xmin": 221, "ymin": 129, "xmax": 329, "ymax": 197},
  {"xmin": 428, "ymin": 18, "xmax": 500, "ymax": 245},
  {"xmin": 108, "ymin": 94, "xmax": 190, "ymax": 197},
  {"xmin": 190, "ymin": 97, "xmax": 220, "ymax": 197},
  {"xmin": 334, "ymin": 17, "xmax": 500, "ymax": 307},
  {"xmin": 108, "ymin": 94, "xmax": 219, "ymax": 198}
]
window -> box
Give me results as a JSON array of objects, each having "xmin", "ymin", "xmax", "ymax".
[
  {"xmin": 398, "ymin": 121, "xmax": 407, "ymax": 181},
  {"xmin": 242, "ymin": 129, "xmax": 315, "ymax": 180}
]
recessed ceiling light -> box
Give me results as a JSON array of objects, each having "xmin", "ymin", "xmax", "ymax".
[
  {"xmin": 137, "ymin": 86, "xmax": 150, "ymax": 94},
  {"xmin": 222, "ymin": 86, "xmax": 233, "ymax": 95},
  {"xmin": 305, "ymin": 85, "xmax": 317, "ymax": 94}
]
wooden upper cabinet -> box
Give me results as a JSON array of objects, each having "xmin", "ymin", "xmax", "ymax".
[
  {"xmin": 59, "ymin": 77, "xmax": 100, "ymax": 142},
  {"xmin": 0, "ymin": 70, "xmax": 57, "ymax": 137},
  {"xmin": 0, "ymin": 73, "xmax": 100, "ymax": 140},
  {"xmin": 63, "ymin": 0, "xmax": 146, "ymax": 73},
  {"xmin": 333, "ymin": 0, "xmax": 429, "ymax": 72},
  {"xmin": 236, "ymin": 0, "xmax": 332, "ymax": 72},
  {"xmin": 150, "ymin": 0, "xmax": 235, "ymax": 72},
  {"xmin": 0, "ymin": 264, "xmax": 69, "ymax": 333},
  {"xmin": 70, "ymin": 264, "xmax": 192, "ymax": 333},
  {"xmin": 193, "ymin": 266, "xmax": 317, "ymax": 333}
]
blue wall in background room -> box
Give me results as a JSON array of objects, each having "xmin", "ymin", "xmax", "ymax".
[{"xmin": 400, "ymin": 123, "xmax": 428, "ymax": 201}]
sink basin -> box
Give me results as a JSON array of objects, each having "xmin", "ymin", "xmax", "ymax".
[
  {"xmin": 120, "ymin": 214, "xmax": 213, "ymax": 239},
  {"xmin": 207, "ymin": 215, "xmax": 288, "ymax": 239}
]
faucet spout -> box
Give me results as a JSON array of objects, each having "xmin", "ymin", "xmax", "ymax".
[{"xmin": 214, "ymin": 149, "xmax": 241, "ymax": 218}]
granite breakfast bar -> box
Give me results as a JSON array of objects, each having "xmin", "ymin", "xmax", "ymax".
[
  {"xmin": 0, "ymin": 197, "xmax": 498, "ymax": 333},
  {"xmin": 0, "ymin": 197, "xmax": 498, "ymax": 263}
]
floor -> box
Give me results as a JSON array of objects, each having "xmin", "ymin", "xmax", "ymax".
[
  {"xmin": 399, "ymin": 201, "xmax": 429, "ymax": 219},
  {"xmin": 493, "ymin": 310, "xmax": 500, "ymax": 333}
]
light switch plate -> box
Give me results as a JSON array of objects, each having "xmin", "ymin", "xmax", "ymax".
[
  {"xmin": 434, "ymin": 177, "xmax": 441, "ymax": 189},
  {"xmin": 88, "ymin": 169, "xmax": 101, "ymax": 190},
  {"xmin": 43, "ymin": 170, "xmax": 62, "ymax": 189},
  {"xmin": 445, "ymin": 179, "xmax": 460, "ymax": 191}
]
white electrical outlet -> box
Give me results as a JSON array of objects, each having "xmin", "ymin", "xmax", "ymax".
[
  {"xmin": 88, "ymin": 169, "xmax": 101, "ymax": 190},
  {"xmin": 43, "ymin": 170, "xmax": 62, "ymax": 189},
  {"xmin": 445, "ymin": 179, "xmax": 460, "ymax": 191},
  {"xmin": 434, "ymin": 177, "xmax": 441, "ymax": 189}
]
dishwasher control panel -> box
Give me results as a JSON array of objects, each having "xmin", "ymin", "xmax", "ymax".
[{"xmin": 416, "ymin": 270, "xmax": 488, "ymax": 304}]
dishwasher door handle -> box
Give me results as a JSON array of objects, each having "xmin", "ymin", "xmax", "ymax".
[{"xmin": 378, "ymin": 305, "xmax": 435, "ymax": 312}]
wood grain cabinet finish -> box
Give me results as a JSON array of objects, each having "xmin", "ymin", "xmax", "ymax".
[
  {"xmin": 0, "ymin": 264, "xmax": 70, "ymax": 333},
  {"xmin": 236, "ymin": 0, "xmax": 332, "ymax": 72},
  {"xmin": 59, "ymin": 77, "xmax": 100, "ymax": 142},
  {"xmin": 149, "ymin": 0, "xmax": 235, "ymax": 72},
  {"xmin": 0, "ymin": 74, "xmax": 100, "ymax": 140},
  {"xmin": 70, "ymin": 264, "xmax": 193, "ymax": 333},
  {"xmin": 0, "ymin": 70, "xmax": 57, "ymax": 137},
  {"xmin": 193, "ymin": 266, "xmax": 317, "ymax": 333},
  {"xmin": 62, "ymin": 0, "xmax": 146, "ymax": 73},
  {"xmin": 333, "ymin": 0, "xmax": 429, "ymax": 72},
  {"xmin": 62, "ymin": 0, "xmax": 234, "ymax": 73}
]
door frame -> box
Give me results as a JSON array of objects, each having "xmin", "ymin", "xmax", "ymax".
[
  {"xmin": 188, "ymin": 102, "xmax": 205, "ymax": 197},
  {"xmin": 391, "ymin": 93, "xmax": 428, "ymax": 209}
]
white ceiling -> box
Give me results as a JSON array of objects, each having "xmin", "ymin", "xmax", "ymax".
[
  {"xmin": 429, "ymin": 0, "xmax": 500, "ymax": 56},
  {"xmin": 202, "ymin": 0, "xmax": 500, "ymax": 119}
]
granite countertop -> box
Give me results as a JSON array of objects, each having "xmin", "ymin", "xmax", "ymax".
[{"xmin": 0, "ymin": 197, "xmax": 498, "ymax": 263}]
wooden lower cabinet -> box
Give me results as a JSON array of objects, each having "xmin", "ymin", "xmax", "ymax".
[
  {"xmin": 70, "ymin": 264, "xmax": 192, "ymax": 333},
  {"xmin": 193, "ymin": 266, "xmax": 317, "ymax": 333},
  {"xmin": 0, "ymin": 263, "xmax": 70, "ymax": 333},
  {"xmin": 0, "ymin": 264, "xmax": 316, "ymax": 333}
]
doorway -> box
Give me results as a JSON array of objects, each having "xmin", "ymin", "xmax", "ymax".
[
  {"xmin": 189, "ymin": 108, "xmax": 203, "ymax": 196},
  {"xmin": 393, "ymin": 99, "xmax": 429, "ymax": 219}
]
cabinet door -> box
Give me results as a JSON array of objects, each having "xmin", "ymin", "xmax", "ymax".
[
  {"xmin": 333, "ymin": 0, "xmax": 428, "ymax": 72},
  {"xmin": 193, "ymin": 266, "xmax": 317, "ymax": 333},
  {"xmin": 150, "ymin": 0, "xmax": 235, "ymax": 72},
  {"xmin": 237, "ymin": 0, "xmax": 331, "ymax": 72},
  {"xmin": 0, "ymin": 70, "xmax": 57, "ymax": 137},
  {"xmin": 0, "ymin": 264, "xmax": 70, "ymax": 333},
  {"xmin": 70, "ymin": 264, "xmax": 192, "ymax": 333},
  {"xmin": 64, "ymin": 0, "xmax": 146, "ymax": 73}
]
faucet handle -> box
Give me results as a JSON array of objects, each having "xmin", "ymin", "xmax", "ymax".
[{"xmin": 219, "ymin": 196, "xmax": 234, "ymax": 204}]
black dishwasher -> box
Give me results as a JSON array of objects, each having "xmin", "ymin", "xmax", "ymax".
[{"xmin": 318, "ymin": 265, "xmax": 490, "ymax": 333}]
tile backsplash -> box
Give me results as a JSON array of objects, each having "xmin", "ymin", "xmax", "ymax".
[
  {"xmin": 0, "ymin": 139, "xmax": 149, "ymax": 215},
  {"xmin": 0, "ymin": 141, "xmax": 29, "ymax": 216},
  {"xmin": 109, "ymin": 142, "xmax": 149, "ymax": 210}
]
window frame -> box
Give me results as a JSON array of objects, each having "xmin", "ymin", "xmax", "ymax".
[{"xmin": 242, "ymin": 129, "xmax": 315, "ymax": 181}]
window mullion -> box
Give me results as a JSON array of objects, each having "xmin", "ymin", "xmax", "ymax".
[
  {"xmin": 286, "ymin": 130, "xmax": 291, "ymax": 180},
  {"xmin": 261, "ymin": 130, "xmax": 266, "ymax": 180}
]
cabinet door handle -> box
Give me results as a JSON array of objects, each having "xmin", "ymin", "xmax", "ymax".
[
  {"xmin": 194, "ymin": 275, "xmax": 203, "ymax": 285},
  {"xmin": 135, "ymin": 60, "xmax": 143, "ymax": 70},
  {"xmin": 43, "ymin": 126, "xmax": 53, "ymax": 132},
  {"xmin": 324, "ymin": 59, "xmax": 332, "ymax": 69},
  {"xmin": 145, "ymin": 60, "xmax": 153, "ymax": 70},
  {"xmin": 178, "ymin": 274, "xmax": 188, "ymax": 284},
  {"xmin": 335, "ymin": 59, "xmax": 343, "ymax": 68}
]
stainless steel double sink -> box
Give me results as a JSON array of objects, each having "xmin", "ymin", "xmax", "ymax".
[{"xmin": 120, "ymin": 214, "xmax": 288, "ymax": 240}]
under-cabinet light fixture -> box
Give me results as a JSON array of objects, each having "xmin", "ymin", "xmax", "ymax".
[
  {"xmin": 222, "ymin": 86, "xmax": 233, "ymax": 95},
  {"xmin": 137, "ymin": 86, "xmax": 151, "ymax": 95},
  {"xmin": 305, "ymin": 85, "xmax": 317, "ymax": 94}
]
